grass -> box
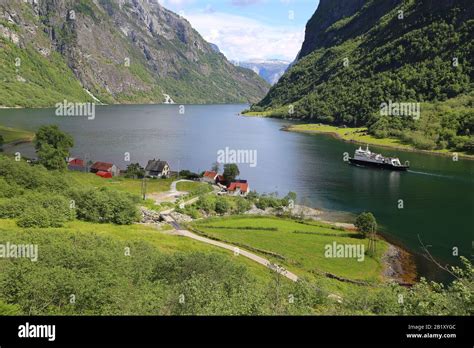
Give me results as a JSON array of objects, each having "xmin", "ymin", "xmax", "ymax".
[
  {"xmin": 288, "ymin": 124, "xmax": 416, "ymax": 149},
  {"xmin": 176, "ymin": 181, "xmax": 207, "ymax": 192},
  {"xmin": 0, "ymin": 218, "xmax": 273, "ymax": 284},
  {"xmin": 190, "ymin": 216, "xmax": 388, "ymax": 284},
  {"xmin": 65, "ymin": 171, "xmax": 174, "ymax": 196},
  {"xmin": 286, "ymin": 124, "xmax": 474, "ymax": 159},
  {"xmin": 0, "ymin": 125, "xmax": 35, "ymax": 144}
]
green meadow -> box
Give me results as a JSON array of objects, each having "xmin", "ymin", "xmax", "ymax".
[
  {"xmin": 65, "ymin": 171, "xmax": 174, "ymax": 196},
  {"xmin": 0, "ymin": 125, "xmax": 34, "ymax": 144},
  {"xmin": 190, "ymin": 216, "xmax": 389, "ymax": 283}
]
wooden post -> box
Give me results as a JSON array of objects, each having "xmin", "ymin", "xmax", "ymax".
[{"xmin": 141, "ymin": 178, "xmax": 147, "ymax": 201}]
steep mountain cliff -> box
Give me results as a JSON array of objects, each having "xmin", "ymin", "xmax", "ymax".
[
  {"xmin": 0, "ymin": 0, "xmax": 269, "ymax": 107},
  {"xmin": 252, "ymin": 0, "xmax": 473, "ymax": 151}
]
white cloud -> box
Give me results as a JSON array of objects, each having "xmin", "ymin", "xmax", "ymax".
[{"xmin": 183, "ymin": 11, "xmax": 304, "ymax": 61}]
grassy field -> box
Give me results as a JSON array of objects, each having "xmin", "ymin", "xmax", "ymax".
[
  {"xmin": 0, "ymin": 125, "xmax": 35, "ymax": 144},
  {"xmin": 65, "ymin": 171, "xmax": 174, "ymax": 196},
  {"xmin": 190, "ymin": 216, "xmax": 388, "ymax": 284},
  {"xmin": 285, "ymin": 124, "xmax": 473, "ymax": 159},
  {"xmin": 176, "ymin": 181, "xmax": 208, "ymax": 192},
  {"xmin": 0, "ymin": 218, "xmax": 273, "ymax": 284}
]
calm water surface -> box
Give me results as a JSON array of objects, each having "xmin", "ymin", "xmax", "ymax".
[{"xmin": 1, "ymin": 104, "xmax": 472, "ymax": 282}]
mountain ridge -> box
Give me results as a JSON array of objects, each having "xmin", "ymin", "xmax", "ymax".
[
  {"xmin": 0, "ymin": 0, "xmax": 269, "ymax": 107},
  {"xmin": 251, "ymin": 0, "xmax": 474, "ymax": 152}
]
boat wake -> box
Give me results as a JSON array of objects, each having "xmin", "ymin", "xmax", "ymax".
[{"xmin": 408, "ymin": 170, "xmax": 455, "ymax": 179}]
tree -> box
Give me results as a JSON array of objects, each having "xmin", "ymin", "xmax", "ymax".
[
  {"xmin": 211, "ymin": 162, "xmax": 220, "ymax": 173},
  {"xmin": 223, "ymin": 163, "xmax": 240, "ymax": 184},
  {"xmin": 0, "ymin": 134, "xmax": 4, "ymax": 152},
  {"xmin": 35, "ymin": 125, "xmax": 73, "ymax": 170},
  {"xmin": 355, "ymin": 212, "xmax": 377, "ymax": 236},
  {"xmin": 124, "ymin": 163, "xmax": 145, "ymax": 179}
]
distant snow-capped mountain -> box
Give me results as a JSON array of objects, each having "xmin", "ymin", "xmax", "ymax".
[{"xmin": 232, "ymin": 59, "xmax": 290, "ymax": 85}]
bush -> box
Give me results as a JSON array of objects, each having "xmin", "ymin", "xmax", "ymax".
[
  {"xmin": 0, "ymin": 178, "xmax": 23, "ymax": 198},
  {"xmin": 0, "ymin": 192, "xmax": 74, "ymax": 228},
  {"xmin": 215, "ymin": 197, "xmax": 230, "ymax": 215},
  {"xmin": 197, "ymin": 195, "xmax": 216, "ymax": 213},
  {"xmin": 17, "ymin": 205, "xmax": 52, "ymax": 228},
  {"xmin": 0, "ymin": 156, "xmax": 70, "ymax": 193},
  {"xmin": 235, "ymin": 197, "xmax": 251, "ymax": 213},
  {"xmin": 355, "ymin": 212, "xmax": 377, "ymax": 236},
  {"xmin": 71, "ymin": 187, "xmax": 139, "ymax": 225},
  {"xmin": 255, "ymin": 195, "xmax": 285, "ymax": 210}
]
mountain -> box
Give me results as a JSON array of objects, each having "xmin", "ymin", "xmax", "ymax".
[
  {"xmin": 233, "ymin": 59, "xmax": 290, "ymax": 85},
  {"xmin": 0, "ymin": 0, "xmax": 269, "ymax": 107},
  {"xmin": 252, "ymin": 0, "xmax": 474, "ymax": 151}
]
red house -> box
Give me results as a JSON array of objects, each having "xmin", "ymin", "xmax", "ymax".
[
  {"xmin": 96, "ymin": 171, "xmax": 113, "ymax": 179},
  {"xmin": 202, "ymin": 171, "xmax": 218, "ymax": 183},
  {"xmin": 67, "ymin": 158, "xmax": 85, "ymax": 172},
  {"xmin": 227, "ymin": 182, "xmax": 250, "ymax": 196},
  {"xmin": 90, "ymin": 162, "xmax": 120, "ymax": 177}
]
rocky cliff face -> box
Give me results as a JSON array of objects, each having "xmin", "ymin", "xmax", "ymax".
[
  {"xmin": 0, "ymin": 0, "xmax": 269, "ymax": 107},
  {"xmin": 298, "ymin": 0, "xmax": 366, "ymax": 59}
]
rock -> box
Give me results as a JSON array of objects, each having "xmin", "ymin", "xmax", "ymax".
[
  {"xmin": 170, "ymin": 212, "xmax": 193, "ymax": 223},
  {"xmin": 140, "ymin": 207, "xmax": 162, "ymax": 223}
]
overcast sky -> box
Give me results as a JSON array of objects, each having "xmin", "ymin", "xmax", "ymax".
[{"xmin": 158, "ymin": 0, "xmax": 320, "ymax": 62}]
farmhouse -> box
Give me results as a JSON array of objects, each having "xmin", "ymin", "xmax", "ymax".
[
  {"xmin": 202, "ymin": 171, "xmax": 218, "ymax": 183},
  {"xmin": 67, "ymin": 158, "xmax": 85, "ymax": 172},
  {"xmin": 227, "ymin": 182, "xmax": 250, "ymax": 196},
  {"xmin": 145, "ymin": 159, "xmax": 170, "ymax": 178},
  {"xmin": 90, "ymin": 161, "xmax": 120, "ymax": 177}
]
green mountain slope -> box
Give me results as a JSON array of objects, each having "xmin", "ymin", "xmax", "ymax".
[
  {"xmin": 252, "ymin": 0, "xmax": 474, "ymax": 152},
  {"xmin": 0, "ymin": 0, "xmax": 269, "ymax": 107}
]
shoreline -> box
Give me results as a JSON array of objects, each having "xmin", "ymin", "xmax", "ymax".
[{"xmin": 281, "ymin": 124, "xmax": 474, "ymax": 161}]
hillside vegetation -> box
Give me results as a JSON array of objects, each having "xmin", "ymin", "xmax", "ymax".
[
  {"xmin": 0, "ymin": 154, "xmax": 472, "ymax": 315},
  {"xmin": 0, "ymin": 0, "xmax": 268, "ymax": 107},
  {"xmin": 251, "ymin": 0, "xmax": 474, "ymax": 152}
]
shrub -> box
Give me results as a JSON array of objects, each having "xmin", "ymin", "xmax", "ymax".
[
  {"xmin": 235, "ymin": 197, "xmax": 251, "ymax": 213},
  {"xmin": 71, "ymin": 187, "xmax": 139, "ymax": 225},
  {"xmin": 0, "ymin": 178, "xmax": 23, "ymax": 198},
  {"xmin": 215, "ymin": 197, "xmax": 230, "ymax": 215},
  {"xmin": 0, "ymin": 192, "xmax": 74, "ymax": 227},
  {"xmin": 355, "ymin": 212, "xmax": 377, "ymax": 236},
  {"xmin": 0, "ymin": 156, "xmax": 70, "ymax": 193},
  {"xmin": 17, "ymin": 205, "xmax": 52, "ymax": 228},
  {"xmin": 197, "ymin": 195, "xmax": 216, "ymax": 213}
]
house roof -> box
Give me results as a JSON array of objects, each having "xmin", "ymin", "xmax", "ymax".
[
  {"xmin": 203, "ymin": 171, "xmax": 218, "ymax": 179},
  {"xmin": 228, "ymin": 182, "xmax": 249, "ymax": 192},
  {"xmin": 68, "ymin": 158, "xmax": 84, "ymax": 167},
  {"xmin": 146, "ymin": 159, "xmax": 169, "ymax": 173},
  {"xmin": 96, "ymin": 171, "xmax": 113, "ymax": 178},
  {"xmin": 91, "ymin": 162, "xmax": 114, "ymax": 171}
]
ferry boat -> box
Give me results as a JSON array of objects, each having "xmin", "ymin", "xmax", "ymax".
[{"xmin": 349, "ymin": 146, "xmax": 409, "ymax": 171}]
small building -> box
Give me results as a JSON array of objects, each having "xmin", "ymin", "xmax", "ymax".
[
  {"xmin": 68, "ymin": 158, "xmax": 85, "ymax": 172},
  {"xmin": 145, "ymin": 159, "xmax": 170, "ymax": 178},
  {"xmin": 90, "ymin": 161, "xmax": 120, "ymax": 177},
  {"xmin": 96, "ymin": 171, "xmax": 113, "ymax": 179},
  {"xmin": 227, "ymin": 182, "xmax": 250, "ymax": 196},
  {"xmin": 202, "ymin": 171, "xmax": 218, "ymax": 183}
]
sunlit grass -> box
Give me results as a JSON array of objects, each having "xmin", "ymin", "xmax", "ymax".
[
  {"xmin": 0, "ymin": 125, "xmax": 34, "ymax": 144},
  {"xmin": 191, "ymin": 216, "xmax": 388, "ymax": 283}
]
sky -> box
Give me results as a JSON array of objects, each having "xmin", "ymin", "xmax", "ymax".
[{"xmin": 158, "ymin": 0, "xmax": 320, "ymax": 62}]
